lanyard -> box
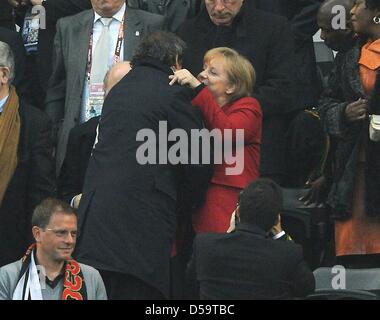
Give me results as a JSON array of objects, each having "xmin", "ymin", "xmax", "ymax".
[{"xmin": 86, "ymin": 15, "xmax": 125, "ymax": 82}]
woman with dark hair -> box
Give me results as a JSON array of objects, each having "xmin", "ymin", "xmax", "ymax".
[
  {"xmin": 319, "ymin": 0, "xmax": 380, "ymax": 267},
  {"xmin": 170, "ymin": 47, "xmax": 262, "ymax": 233}
]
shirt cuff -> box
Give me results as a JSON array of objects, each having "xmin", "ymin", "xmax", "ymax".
[{"xmin": 272, "ymin": 231, "xmax": 286, "ymax": 240}]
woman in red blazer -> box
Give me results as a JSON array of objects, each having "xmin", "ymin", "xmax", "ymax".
[{"xmin": 170, "ymin": 47, "xmax": 262, "ymax": 233}]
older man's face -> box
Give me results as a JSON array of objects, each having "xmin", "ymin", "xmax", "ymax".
[
  {"xmin": 205, "ymin": 0, "xmax": 244, "ymax": 26},
  {"xmin": 91, "ymin": 0, "xmax": 125, "ymax": 17}
]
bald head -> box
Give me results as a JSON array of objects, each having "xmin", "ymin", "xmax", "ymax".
[
  {"xmin": 104, "ymin": 61, "xmax": 132, "ymax": 96},
  {"xmin": 317, "ymin": 0, "xmax": 355, "ymax": 51}
]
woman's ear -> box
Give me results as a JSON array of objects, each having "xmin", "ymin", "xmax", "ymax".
[{"xmin": 226, "ymin": 84, "xmax": 236, "ymax": 95}]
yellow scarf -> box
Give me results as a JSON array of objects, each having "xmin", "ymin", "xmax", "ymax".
[{"xmin": 0, "ymin": 86, "xmax": 20, "ymax": 206}]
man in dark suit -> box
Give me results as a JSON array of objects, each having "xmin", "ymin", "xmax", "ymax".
[
  {"xmin": 252, "ymin": 0, "xmax": 322, "ymax": 110},
  {"xmin": 7, "ymin": 0, "xmax": 93, "ymax": 109},
  {"xmin": 74, "ymin": 32, "xmax": 212, "ymax": 299},
  {"xmin": 0, "ymin": 41, "xmax": 56, "ymax": 267},
  {"xmin": 45, "ymin": 0, "xmax": 165, "ymax": 176},
  {"xmin": 0, "ymin": 27, "xmax": 31, "ymax": 103},
  {"xmin": 177, "ymin": 0, "xmax": 296, "ymax": 184},
  {"xmin": 186, "ymin": 178, "xmax": 315, "ymax": 299},
  {"xmin": 128, "ymin": 0, "xmax": 203, "ymax": 31}
]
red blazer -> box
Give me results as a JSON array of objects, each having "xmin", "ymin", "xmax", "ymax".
[{"xmin": 192, "ymin": 87, "xmax": 262, "ymax": 189}]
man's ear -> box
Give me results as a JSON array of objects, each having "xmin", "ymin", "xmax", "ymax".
[
  {"xmin": 32, "ymin": 226, "xmax": 41, "ymax": 243},
  {"xmin": 0, "ymin": 67, "xmax": 10, "ymax": 85}
]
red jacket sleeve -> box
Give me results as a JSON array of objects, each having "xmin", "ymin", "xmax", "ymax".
[{"xmin": 191, "ymin": 87, "xmax": 262, "ymax": 143}]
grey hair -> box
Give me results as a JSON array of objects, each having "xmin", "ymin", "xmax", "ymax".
[{"xmin": 0, "ymin": 41, "xmax": 15, "ymax": 83}]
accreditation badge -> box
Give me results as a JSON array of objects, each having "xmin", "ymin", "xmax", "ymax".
[
  {"xmin": 86, "ymin": 83, "xmax": 105, "ymax": 121},
  {"xmin": 22, "ymin": 10, "xmax": 40, "ymax": 55}
]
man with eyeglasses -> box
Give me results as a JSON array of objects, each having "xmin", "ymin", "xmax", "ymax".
[
  {"xmin": 0, "ymin": 198, "xmax": 107, "ymax": 300},
  {"xmin": 177, "ymin": 0, "xmax": 297, "ymax": 185}
]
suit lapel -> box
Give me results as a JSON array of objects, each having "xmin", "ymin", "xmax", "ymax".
[{"xmin": 124, "ymin": 8, "xmax": 142, "ymax": 61}]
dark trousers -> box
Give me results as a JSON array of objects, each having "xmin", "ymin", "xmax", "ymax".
[{"xmin": 99, "ymin": 270, "xmax": 165, "ymax": 300}]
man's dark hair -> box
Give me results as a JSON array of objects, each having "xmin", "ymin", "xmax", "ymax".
[
  {"xmin": 238, "ymin": 178, "xmax": 283, "ymax": 232},
  {"xmin": 132, "ymin": 31, "xmax": 186, "ymax": 67},
  {"xmin": 32, "ymin": 198, "xmax": 77, "ymax": 228}
]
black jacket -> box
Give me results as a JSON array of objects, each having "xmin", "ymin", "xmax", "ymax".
[
  {"xmin": 0, "ymin": 27, "xmax": 31, "ymax": 104},
  {"xmin": 187, "ymin": 223, "xmax": 315, "ymax": 299},
  {"xmin": 0, "ymin": 1, "xmax": 14, "ymax": 30},
  {"xmin": 177, "ymin": 4, "xmax": 296, "ymax": 178},
  {"xmin": 0, "ymin": 100, "xmax": 56, "ymax": 267},
  {"xmin": 58, "ymin": 116, "xmax": 99, "ymax": 203},
  {"xmin": 252, "ymin": 0, "xmax": 322, "ymax": 109},
  {"xmin": 75, "ymin": 58, "xmax": 212, "ymax": 298}
]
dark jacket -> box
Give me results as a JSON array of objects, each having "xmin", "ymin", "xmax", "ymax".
[
  {"xmin": 58, "ymin": 116, "xmax": 99, "ymax": 203},
  {"xmin": 0, "ymin": 100, "xmax": 56, "ymax": 267},
  {"xmin": 75, "ymin": 58, "xmax": 212, "ymax": 298},
  {"xmin": 0, "ymin": 27, "xmax": 31, "ymax": 104},
  {"xmin": 318, "ymin": 41, "xmax": 380, "ymax": 218},
  {"xmin": 0, "ymin": 1, "xmax": 14, "ymax": 30},
  {"xmin": 186, "ymin": 223, "xmax": 315, "ymax": 299},
  {"xmin": 177, "ymin": 4, "xmax": 296, "ymax": 178},
  {"xmin": 252, "ymin": 0, "xmax": 322, "ymax": 109}
]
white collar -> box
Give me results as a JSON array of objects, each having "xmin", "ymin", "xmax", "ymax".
[{"xmin": 94, "ymin": 2, "xmax": 126, "ymax": 24}]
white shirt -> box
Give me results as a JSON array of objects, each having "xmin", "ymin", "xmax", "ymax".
[
  {"xmin": 0, "ymin": 95, "xmax": 9, "ymax": 113},
  {"xmin": 80, "ymin": 3, "xmax": 126, "ymax": 123}
]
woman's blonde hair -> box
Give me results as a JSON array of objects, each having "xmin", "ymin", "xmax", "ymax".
[{"xmin": 203, "ymin": 47, "xmax": 256, "ymax": 102}]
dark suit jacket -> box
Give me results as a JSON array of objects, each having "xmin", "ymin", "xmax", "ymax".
[
  {"xmin": 0, "ymin": 27, "xmax": 31, "ymax": 103},
  {"xmin": 0, "ymin": 1, "xmax": 14, "ymax": 30},
  {"xmin": 177, "ymin": 4, "xmax": 296, "ymax": 178},
  {"xmin": 252, "ymin": 0, "xmax": 322, "ymax": 109},
  {"xmin": 187, "ymin": 223, "xmax": 315, "ymax": 299},
  {"xmin": 127, "ymin": 0, "xmax": 202, "ymax": 32},
  {"xmin": 58, "ymin": 116, "xmax": 99, "ymax": 203},
  {"xmin": 45, "ymin": 6, "xmax": 165, "ymax": 176},
  {"xmin": 75, "ymin": 58, "xmax": 212, "ymax": 298},
  {"xmin": 0, "ymin": 100, "xmax": 56, "ymax": 267}
]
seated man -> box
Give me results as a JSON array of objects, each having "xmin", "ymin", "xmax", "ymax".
[
  {"xmin": 0, "ymin": 198, "xmax": 107, "ymax": 300},
  {"xmin": 186, "ymin": 178, "xmax": 315, "ymax": 299}
]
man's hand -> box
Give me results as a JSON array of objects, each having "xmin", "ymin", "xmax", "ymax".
[
  {"xmin": 345, "ymin": 98, "xmax": 368, "ymax": 122},
  {"xmin": 300, "ymin": 175, "xmax": 328, "ymax": 207},
  {"xmin": 31, "ymin": 0, "xmax": 43, "ymax": 5}
]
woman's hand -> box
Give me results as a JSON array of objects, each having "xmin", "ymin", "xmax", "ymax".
[
  {"xmin": 169, "ymin": 69, "xmax": 201, "ymax": 89},
  {"xmin": 345, "ymin": 98, "xmax": 368, "ymax": 122}
]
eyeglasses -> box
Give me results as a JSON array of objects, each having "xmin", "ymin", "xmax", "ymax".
[
  {"xmin": 205, "ymin": 0, "xmax": 237, "ymax": 6},
  {"xmin": 45, "ymin": 228, "xmax": 79, "ymax": 238}
]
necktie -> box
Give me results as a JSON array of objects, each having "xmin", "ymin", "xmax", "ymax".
[{"xmin": 91, "ymin": 17, "xmax": 113, "ymax": 84}]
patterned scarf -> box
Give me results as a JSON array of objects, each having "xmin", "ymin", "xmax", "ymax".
[{"xmin": 13, "ymin": 244, "xmax": 87, "ymax": 300}]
